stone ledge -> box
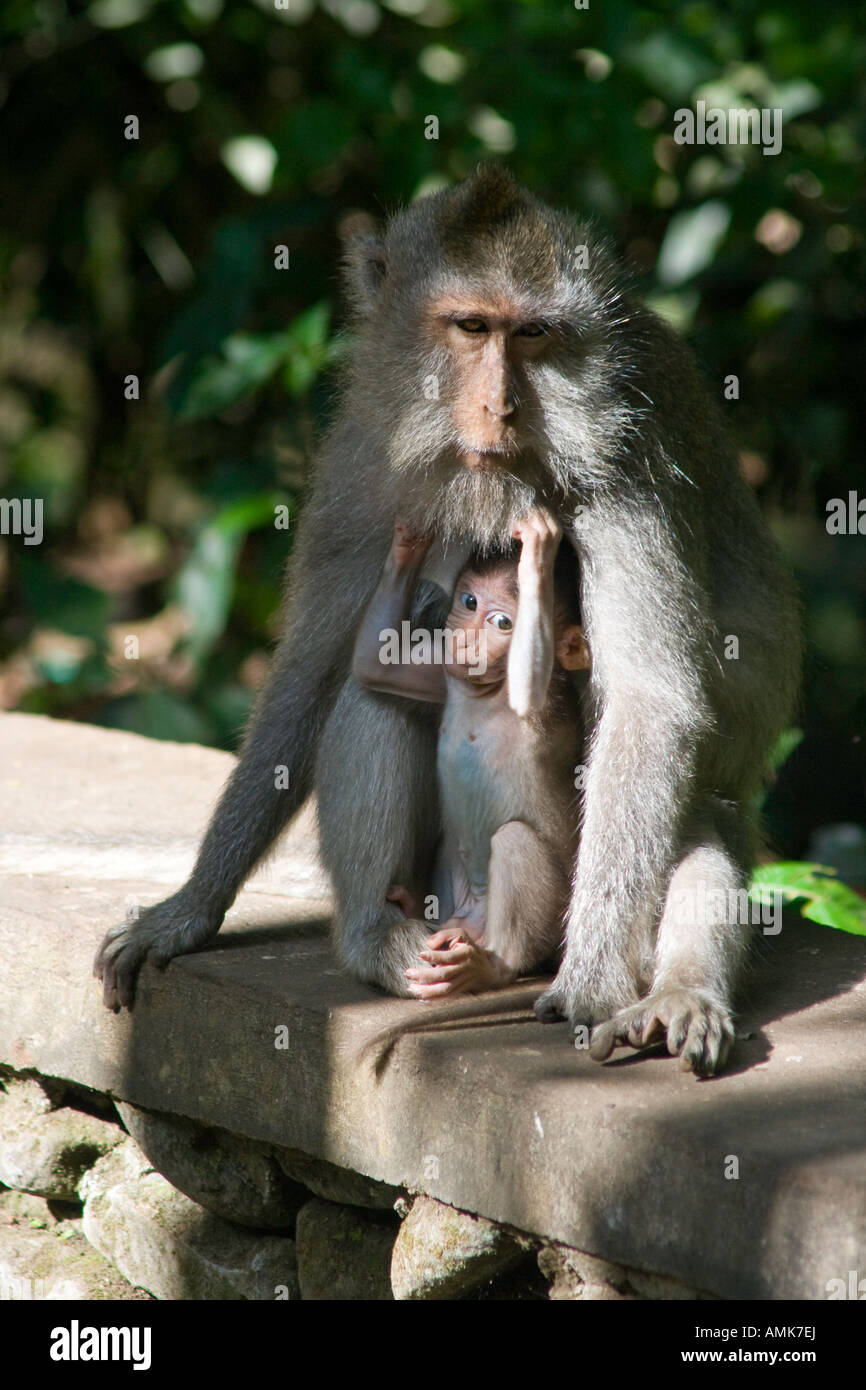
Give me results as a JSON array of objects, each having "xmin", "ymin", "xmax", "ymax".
[{"xmin": 1, "ymin": 711, "xmax": 865, "ymax": 1300}]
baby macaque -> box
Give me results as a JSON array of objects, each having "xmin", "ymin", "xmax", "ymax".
[{"xmin": 352, "ymin": 508, "xmax": 590, "ymax": 1000}]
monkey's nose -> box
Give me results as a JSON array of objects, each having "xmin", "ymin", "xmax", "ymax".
[{"xmin": 485, "ymin": 395, "xmax": 516, "ymax": 419}]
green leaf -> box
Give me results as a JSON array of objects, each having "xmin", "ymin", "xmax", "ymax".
[
  {"xmin": 622, "ymin": 32, "xmax": 716, "ymax": 101},
  {"xmin": 749, "ymin": 862, "xmax": 866, "ymax": 936},
  {"xmin": 172, "ymin": 493, "xmax": 284, "ymax": 663},
  {"xmin": 95, "ymin": 691, "xmax": 217, "ymax": 746},
  {"xmin": 17, "ymin": 554, "xmax": 111, "ymax": 644},
  {"xmin": 282, "ymin": 302, "xmax": 333, "ymax": 399},
  {"xmin": 178, "ymin": 332, "xmax": 287, "ymax": 420},
  {"xmin": 767, "ymin": 726, "xmax": 804, "ymax": 775},
  {"xmin": 277, "ymin": 100, "xmax": 355, "ymax": 178},
  {"xmin": 656, "ymin": 201, "xmax": 732, "ymax": 287},
  {"xmin": 752, "ymin": 726, "xmax": 804, "ymax": 812},
  {"xmin": 176, "ymin": 303, "xmax": 332, "ymax": 418}
]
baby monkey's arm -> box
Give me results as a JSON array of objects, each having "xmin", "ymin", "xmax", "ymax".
[
  {"xmin": 352, "ymin": 522, "xmax": 447, "ymax": 703},
  {"xmin": 507, "ymin": 508, "xmax": 561, "ymax": 718}
]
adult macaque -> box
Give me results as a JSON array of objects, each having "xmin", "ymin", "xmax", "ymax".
[
  {"xmin": 96, "ymin": 166, "xmax": 800, "ymax": 1077},
  {"xmin": 351, "ymin": 509, "xmax": 589, "ymax": 999}
]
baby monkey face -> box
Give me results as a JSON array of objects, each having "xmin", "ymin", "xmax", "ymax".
[{"xmin": 445, "ymin": 565, "xmax": 516, "ymax": 686}]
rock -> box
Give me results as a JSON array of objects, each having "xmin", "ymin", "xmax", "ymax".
[
  {"xmin": 538, "ymin": 1243, "xmax": 637, "ymax": 1300},
  {"xmin": 537, "ymin": 1242, "xmax": 713, "ymax": 1300},
  {"xmin": 391, "ymin": 1195, "xmax": 524, "ymax": 1300},
  {"xmin": 295, "ymin": 1199, "xmax": 396, "ymax": 1300},
  {"xmin": 625, "ymin": 1266, "xmax": 714, "ymax": 1300},
  {"xmin": 0, "ymin": 1068, "xmax": 66, "ymax": 1108},
  {"xmin": 276, "ymin": 1148, "xmax": 402, "ymax": 1211},
  {"xmin": 80, "ymin": 1141, "xmax": 299, "ymax": 1300},
  {"xmin": 471, "ymin": 1255, "xmax": 549, "ymax": 1300},
  {"xmin": 0, "ymin": 1075, "xmax": 123, "ymax": 1200},
  {"xmin": 116, "ymin": 1103, "xmax": 307, "ymax": 1229},
  {"xmin": 0, "ymin": 1189, "xmax": 78, "ymax": 1228},
  {"xmin": 0, "ymin": 1187, "xmax": 150, "ymax": 1300}
]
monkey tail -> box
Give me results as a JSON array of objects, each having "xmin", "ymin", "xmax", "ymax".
[{"xmin": 356, "ymin": 986, "xmax": 543, "ymax": 1081}]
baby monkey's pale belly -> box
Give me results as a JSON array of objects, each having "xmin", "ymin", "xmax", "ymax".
[{"xmin": 437, "ymin": 695, "xmax": 577, "ymax": 902}]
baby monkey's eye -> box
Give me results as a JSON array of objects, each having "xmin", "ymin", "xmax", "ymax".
[
  {"xmin": 460, "ymin": 592, "xmax": 478, "ymax": 611},
  {"xmin": 456, "ymin": 318, "xmax": 487, "ymax": 334},
  {"xmin": 488, "ymin": 612, "xmax": 513, "ymax": 632},
  {"xmin": 514, "ymin": 322, "xmax": 546, "ymax": 337}
]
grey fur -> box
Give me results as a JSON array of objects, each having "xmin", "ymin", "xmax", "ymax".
[{"xmin": 95, "ymin": 167, "xmax": 800, "ymax": 1075}]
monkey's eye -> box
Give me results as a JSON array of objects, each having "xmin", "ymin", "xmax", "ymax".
[
  {"xmin": 488, "ymin": 612, "xmax": 513, "ymax": 632},
  {"xmin": 456, "ymin": 318, "xmax": 488, "ymax": 334},
  {"xmin": 514, "ymin": 322, "xmax": 547, "ymax": 337},
  {"xmin": 460, "ymin": 592, "xmax": 478, "ymax": 611}
]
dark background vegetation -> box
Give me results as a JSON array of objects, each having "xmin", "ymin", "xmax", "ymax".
[{"xmin": 0, "ymin": 0, "xmax": 864, "ymax": 864}]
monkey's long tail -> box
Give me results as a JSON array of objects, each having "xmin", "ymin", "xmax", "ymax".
[{"xmin": 356, "ymin": 984, "xmax": 545, "ymax": 1081}]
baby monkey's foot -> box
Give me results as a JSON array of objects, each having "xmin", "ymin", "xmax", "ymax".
[
  {"xmin": 405, "ymin": 926, "xmax": 503, "ymax": 1000},
  {"xmin": 589, "ymin": 989, "xmax": 735, "ymax": 1077}
]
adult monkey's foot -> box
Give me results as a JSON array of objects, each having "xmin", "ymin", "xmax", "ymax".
[{"xmin": 589, "ymin": 989, "xmax": 735, "ymax": 1077}]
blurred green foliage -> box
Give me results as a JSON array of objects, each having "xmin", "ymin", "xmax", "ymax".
[
  {"xmin": 750, "ymin": 861, "xmax": 866, "ymax": 936},
  {"xmin": 0, "ymin": 0, "xmax": 864, "ymax": 852}
]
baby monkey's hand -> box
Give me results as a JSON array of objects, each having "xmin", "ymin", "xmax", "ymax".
[
  {"xmin": 390, "ymin": 519, "xmax": 435, "ymax": 571},
  {"xmin": 512, "ymin": 507, "xmax": 562, "ymax": 576}
]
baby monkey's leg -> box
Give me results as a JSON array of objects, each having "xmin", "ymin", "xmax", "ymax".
[
  {"xmin": 483, "ymin": 821, "xmax": 569, "ymax": 980},
  {"xmin": 406, "ymin": 821, "xmax": 567, "ymax": 1000},
  {"xmin": 387, "ymin": 835, "xmax": 457, "ymax": 925}
]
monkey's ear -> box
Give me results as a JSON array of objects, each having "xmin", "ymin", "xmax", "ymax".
[
  {"xmin": 339, "ymin": 211, "xmax": 387, "ymax": 316},
  {"xmin": 557, "ymin": 624, "xmax": 591, "ymax": 671}
]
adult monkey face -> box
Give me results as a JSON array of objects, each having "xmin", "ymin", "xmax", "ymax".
[
  {"xmin": 341, "ymin": 168, "xmax": 626, "ymax": 549},
  {"xmin": 431, "ymin": 298, "xmax": 553, "ymax": 468}
]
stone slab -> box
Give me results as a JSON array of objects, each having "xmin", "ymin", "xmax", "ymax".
[{"xmin": 2, "ymin": 712, "xmax": 865, "ymax": 1300}]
